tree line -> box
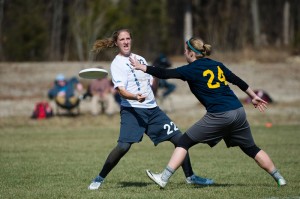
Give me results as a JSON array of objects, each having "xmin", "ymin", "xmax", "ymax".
[{"xmin": 0, "ymin": 0, "xmax": 299, "ymax": 62}]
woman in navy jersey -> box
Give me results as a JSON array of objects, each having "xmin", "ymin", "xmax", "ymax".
[
  {"xmin": 87, "ymin": 30, "xmax": 213, "ymax": 190},
  {"xmin": 130, "ymin": 37, "xmax": 286, "ymax": 188}
]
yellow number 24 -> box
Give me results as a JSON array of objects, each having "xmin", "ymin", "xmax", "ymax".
[{"xmin": 203, "ymin": 66, "xmax": 228, "ymax": 89}]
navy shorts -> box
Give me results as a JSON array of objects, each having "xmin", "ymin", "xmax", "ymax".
[
  {"xmin": 118, "ymin": 106, "xmax": 182, "ymax": 146},
  {"xmin": 186, "ymin": 107, "xmax": 255, "ymax": 148}
]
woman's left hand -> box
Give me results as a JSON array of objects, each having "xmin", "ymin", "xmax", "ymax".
[{"xmin": 252, "ymin": 96, "xmax": 268, "ymax": 112}]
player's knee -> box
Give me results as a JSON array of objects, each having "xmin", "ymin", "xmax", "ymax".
[
  {"xmin": 240, "ymin": 145, "xmax": 261, "ymax": 158},
  {"xmin": 169, "ymin": 133, "xmax": 182, "ymax": 146},
  {"xmin": 117, "ymin": 142, "xmax": 131, "ymax": 153},
  {"xmin": 177, "ymin": 133, "xmax": 197, "ymax": 150}
]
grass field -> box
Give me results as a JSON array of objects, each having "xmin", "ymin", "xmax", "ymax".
[{"xmin": 0, "ymin": 115, "xmax": 299, "ymax": 199}]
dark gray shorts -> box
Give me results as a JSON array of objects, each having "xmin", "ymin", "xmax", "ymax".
[
  {"xmin": 186, "ymin": 107, "xmax": 255, "ymax": 148},
  {"xmin": 118, "ymin": 106, "xmax": 181, "ymax": 146}
]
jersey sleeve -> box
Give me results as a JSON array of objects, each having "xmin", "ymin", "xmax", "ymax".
[
  {"xmin": 146, "ymin": 66, "xmax": 183, "ymax": 79},
  {"xmin": 175, "ymin": 64, "xmax": 194, "ymax": 81},
  {"xmin": 220, "ymin": 64, "xmax": 249, "ymax": 91}
]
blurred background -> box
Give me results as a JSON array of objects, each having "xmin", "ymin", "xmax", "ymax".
[
  {"xmin": 0, "ymin": 0, "xmax": 299, "ymax": 122},
  {"xmin": 1, "ymin": 2, "xmax": 299, "ymax": 198},
  {"xmin": 0, "ymin": 0, "xmax": 299, "ymax": 62}
]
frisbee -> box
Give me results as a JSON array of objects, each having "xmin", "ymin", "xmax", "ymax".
[{"xmin": 78, "ymin": 68, "xmax": 108, "ymax": 79}]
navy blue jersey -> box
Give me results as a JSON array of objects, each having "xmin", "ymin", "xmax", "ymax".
[{"xmin": 176, "ymin": 58, "xmax": 243, "ymax": 113}]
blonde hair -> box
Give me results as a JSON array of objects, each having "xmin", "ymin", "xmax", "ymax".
[
  {"xmin": 187, "ymin": 37, "xmax": 212, "ymax": 59},
  {"xmin": 91, "ymin": 29, "xmax": 132, "ymax": 53}
]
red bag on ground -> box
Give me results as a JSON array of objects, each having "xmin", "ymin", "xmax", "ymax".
[{"xmin": 31, "ymin": 101, "xmax": 53, "ymax": 119}]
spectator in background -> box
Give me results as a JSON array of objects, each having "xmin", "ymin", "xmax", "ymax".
[
  {"xmin": 152, "ymin": 54, "xmax": 176, "ymax": 99},
  {"xmin": 89, "ymin": 76, "xmax": 119, "ymax": 116},
  {"xmin": 48, "ymin": 73, "xmax": 83, "ymax": 110}
]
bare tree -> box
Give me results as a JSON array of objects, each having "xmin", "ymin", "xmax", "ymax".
[
  {"xmin": 50, "ymin": 0, "xmax": 63, "ymax": 60},
  {"xmin": 71, "ymin": 1, "xmax": 85, "ymax": 62},
  {"xmin": 283, "ymin": 0, "xmax": 290, "ymax": 46},
  {"xmin": 160, "ymin": 0, "xmax": 169, "ymax": 52},
  {"xmin": 69, "ymin": 0, "xmax": 108, "ymax": 62},
  {"xmin": 251, "ymin": 0, "xmax": 260, "ymax": 47},
  {"xmin": 184, "ymin": 1, "xmax": 192, "ymax": 42},
  {"xmin": 0, "ymin": 0, "xmax": 4, "ymax": 60}
]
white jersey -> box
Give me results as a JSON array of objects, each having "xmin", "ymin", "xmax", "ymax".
[{"xmin": 111, "ymin": 53, "xmax": 157, "ymax": 108}]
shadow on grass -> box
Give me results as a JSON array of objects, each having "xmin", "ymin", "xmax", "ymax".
[
  {"xmin": 118, "ymin": 181, "xmax": 239, "ymax": 189},
  {"xmin": 119, "ymin": 181, "xmax": 150, "ymax": 188},
  {"xmin": 191, "ymin": 183, "xmax": 235, "ymax": 188}
]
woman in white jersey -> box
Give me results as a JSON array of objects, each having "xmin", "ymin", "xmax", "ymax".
[{"xmin": 87, "ymin": 29, "xmax": 214, "ymax": 190}]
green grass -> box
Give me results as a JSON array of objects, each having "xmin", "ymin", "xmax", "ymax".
[{"xmin": 0, "ymin": 116, "xmax": 299, "ymax": 199}]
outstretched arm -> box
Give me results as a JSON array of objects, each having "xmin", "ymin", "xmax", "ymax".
[
  {"xmin": 226, "ymin": 72, "xmax": 268, "ymax": 112},
  {"xmin": 129, "ymin": 56, "xmax": 183, "ymax": 79}
]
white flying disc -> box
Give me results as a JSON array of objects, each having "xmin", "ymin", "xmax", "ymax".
[{"xmin": 78, "ymin": 68, "xmax": 108, "ymax": 79}]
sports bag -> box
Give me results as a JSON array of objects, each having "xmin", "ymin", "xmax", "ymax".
[{"xmin": 31, "ymin": 101, "xmax": 53, "ymax": 119}]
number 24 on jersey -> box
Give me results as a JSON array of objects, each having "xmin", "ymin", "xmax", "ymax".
[{"xmin": 203, "ymin": 66, "xmax": 228, "ymax": 89}]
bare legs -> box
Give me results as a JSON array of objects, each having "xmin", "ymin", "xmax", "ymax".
[
  {"xmin": 254, "ymin": 150, "xmax": 275, "ymax": 173},
  {"xmin": 155, "ymin": 147, "xmax": 286, "ymax": 187},
  {"xmin": 253, "ymin": 149, "xmax": 286, "ymax": 185},
  {"xmin": 167, "ymin": 147, "xmax": 188, "ymax": 171},
  {"xmin": 167, "ymin": 148, "xmax": 277, "ymax": 173}
]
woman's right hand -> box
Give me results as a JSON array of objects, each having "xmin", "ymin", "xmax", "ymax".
[{"xmin": 136, "ymin": 93, "xmax": 146, "ymax": 103}]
